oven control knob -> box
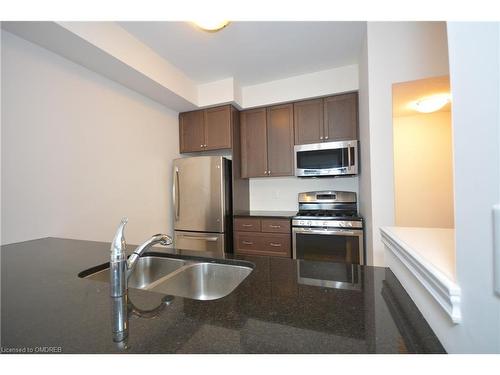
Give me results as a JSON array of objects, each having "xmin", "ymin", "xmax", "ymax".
[
  {"xmin": 347, "ymin": 222, "xmax": 353, "ymax": 227},
  {"xmin": 339, "ymin": 222, "xmax": 344, "ymax": 227},
  {"xmin": 323, "ymin": 221, "xmax": 328, "ymax": 227}
]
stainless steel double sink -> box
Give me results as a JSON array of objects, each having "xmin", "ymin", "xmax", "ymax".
[{"xmin": 79, "ymin": 255, "xmax": 253, "ymax": 301}]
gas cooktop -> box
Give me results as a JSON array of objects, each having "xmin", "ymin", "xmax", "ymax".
[{"xmin": 292, "ymin": 190, "xmax": 364, "ymax": 228}]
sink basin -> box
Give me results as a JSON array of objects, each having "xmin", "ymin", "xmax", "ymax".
[
  {"xmin": 147, "ymin": 262, "xmax": 253, "ymax": 300},
  {"xmin": 81, "ymin": 256, "xmax": 186, "ymax": 289},
  {"xmin": 79, "ymin": 255, "xmax": 253, "ymax": 301}
]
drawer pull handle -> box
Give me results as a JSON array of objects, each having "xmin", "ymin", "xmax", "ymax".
[
  {"xmin": 269, "ymin": 242, "xmax": 282, "ymax": 247},
  {"xmin": 242, "ymin": 224, "xmax": 253, "ymax": 227},
  {"xmin": 269, "ymin": 225, "xmax": 281, "ymax": 228},
  {"xmin": 242, "ymin": 241, "xmax": 254, "ymax": 245}
]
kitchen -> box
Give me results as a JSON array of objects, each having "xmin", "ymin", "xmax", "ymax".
[{"xmin": 1, "ymin": 7, "xmax": 500, "ymax": 370}]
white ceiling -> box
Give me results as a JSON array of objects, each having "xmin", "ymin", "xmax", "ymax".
[{"xmin": 119, "ymin": 21, "xmax": 366, "ymax": 86}]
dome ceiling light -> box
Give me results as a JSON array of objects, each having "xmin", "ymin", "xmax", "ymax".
[
  {"xmin": 410, "ymin": 94, "xmax": 451, "ymax": 113},
  {"xmin": 192, "ymin": 20, "xmax": 230, "ymax": 32}
]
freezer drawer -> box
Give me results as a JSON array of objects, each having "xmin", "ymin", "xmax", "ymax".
[{"xmin": 174, "ymin": 231, "xmax": 226, "ymax": 254}]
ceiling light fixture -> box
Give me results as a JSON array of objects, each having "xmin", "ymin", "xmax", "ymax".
[
  {"xmin": 411, "ymin": 94, "xmax": 451, "ymax": 113},
  {"xmin": 192, "ymin": 20, "xmax": 230, "ymax": 32}
]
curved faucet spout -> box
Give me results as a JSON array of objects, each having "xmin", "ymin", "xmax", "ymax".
[{"xmin": 127, "ymin": 233, "xmax": 173, "ymax": 274}]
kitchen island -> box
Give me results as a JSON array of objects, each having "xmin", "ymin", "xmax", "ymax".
[{"xmin": 1, "ymin": 238, "xmax": 445, "ymax": 353}]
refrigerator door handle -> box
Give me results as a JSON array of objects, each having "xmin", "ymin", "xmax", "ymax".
[
  {"xmin": 177, "ymin": 235, "xmax": 219, "ymax": 242},
  {"xmin": 173, "ymin": 167, "xmax": 180, "ymax": 220}
]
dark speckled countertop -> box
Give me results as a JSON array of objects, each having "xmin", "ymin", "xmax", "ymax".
[
  {"xmin": 233, "ymin": 210, "xmax": 296, "ymax": 218},
  {"xmin": 1, "ymin": 238, "xmax": 444, "ymax": 354}
]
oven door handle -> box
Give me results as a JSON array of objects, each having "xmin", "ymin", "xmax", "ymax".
[
  {"xmin": 293, "ymin": 228, "xmax": 360, "ymax": 236},
  {"xmin": 347, "ymin": 145, "xmax": 351, "ymax": 169}
]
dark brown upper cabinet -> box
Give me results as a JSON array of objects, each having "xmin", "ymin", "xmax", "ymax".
[
  {"xmin": 179, "ymin": 110, "xmax": 205, "ymax": 152},
  {"xmin": 240, "ymin": 108, "xmax": 268, "ymax": 178},
  {"xmin": 294, "ymin": 92, "xmax": 358, "ymax": 145},
  {"xmin": 323, "ymin": 92, "xmax": 358, "ymax": 141},
  {"xmin": 240, "ymin": 104, "xmax": 294, "ymax": 178},
  {"xmin": 266, "ymin": 104, "xmax": 294, "ymax": 176},
  {"xmin": 179, "ymin": 105, "xmax": 233, "ymax": 153},
  {"xmin": 204, "ymin": 106, "xmax": 232, "ymax": 150},
  {"xmin": 294, "ymin": 98, "xmax": 324, "ymax": 145}
]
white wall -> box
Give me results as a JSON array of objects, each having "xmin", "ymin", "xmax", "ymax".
[
  {"xmin": 445, "ymin": 22, "xmax": 500, "ymax": 353},
  {"xmin": 357, "ymin": 34, "xmax": 373, "ymax": 264},
  {"xmin": 361, "ymin": 22, "xmax": 450, "ymax": 266},
  {"xmin": 197, "ymin": 77, "xmax": 243, "ymax": 108},
  {"xmin": 242, "ymin": 65, "xmax": 358, "ymax": 109},
  {"xmin": 250, "ymin": 177, "xmax": 359, "ymax": 211},
  {"xmin": 393, "ymin": 111, "xmax": 454, "ymax": 228},
  {"xmin": 1, "ymin": 31, "xmax": 180, "ymax": 246},
  {"xmin": 385, "ymin": 22, "xmax": 500, "ymax": 354}
]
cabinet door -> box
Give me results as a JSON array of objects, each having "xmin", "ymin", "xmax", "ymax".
[
  {"xmin": 323, "ymin": 93, "xmax": 358, "ymax": 141},
  {"xmin": 240, "ymin": 108, "xmax": 268, "ymax": 178},
  {"xmin": 179, "ymin": 110, "xmax": 205, "ymax": 153},
  {"xmin": 294, "ymin": 99, "xmax": 324, "ymax": 145},
  {"xmin": 266, "ymin": 104, "xmax": 294, "ymax": 177},
  {"xmin": 204, "ymin": 105, "xmax": 232, "ymax": 150}
]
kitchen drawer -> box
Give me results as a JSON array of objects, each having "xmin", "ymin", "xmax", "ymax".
[
  {"xmin": 234, "ymin": 217, "xmax": 261, "ymax": 232},
  {"xmin": 234, "ymin": 232, "xmax": 263, "ymax": 252},
  {"xmin": 234, "ymin": 232, "xmax": 291, "ymax": 258},
  {"xmin": 261, "ymin": 218, "xmax": 290, "ymax": 234},
  {"xmin": 261, "ymin": 234, "xmax": 291, "ymax": 257}
]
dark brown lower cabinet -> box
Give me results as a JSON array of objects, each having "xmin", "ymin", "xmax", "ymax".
[{"xmin": 234, "ymin": 217, "xmax": 291, "ymax": 258}]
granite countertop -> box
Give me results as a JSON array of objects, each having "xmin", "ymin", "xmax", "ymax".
[
  {"xmin": 233, "ymin": 210, "xmax": 297, "ymax": 218},
  {"xmin": 0, "ymin": 238, "xmax": 445, "ymax": 354}
]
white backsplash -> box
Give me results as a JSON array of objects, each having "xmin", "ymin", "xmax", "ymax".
[{"xmin": 249, "ymin": 176, "xmax": 359, "ymax": 211}]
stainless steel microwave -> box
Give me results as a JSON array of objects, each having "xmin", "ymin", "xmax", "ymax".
[{"xmin": 294, "ymin": 140, "xmax": 358, "ymax": 177}]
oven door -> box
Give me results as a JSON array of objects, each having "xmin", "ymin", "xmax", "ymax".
[
  {"xmin": 292, "ymin": 227, "xmax": 364, "ymax": 265},
  {"xmin": 294, "ymin": 140, "xmax": 358, "ymax": 177}
]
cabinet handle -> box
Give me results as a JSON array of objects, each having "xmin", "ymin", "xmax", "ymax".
[
  {"xmin": 242, "ymin": 224, "xmax": 253, "ymax": 227},
  {"xmin": 325, "ymin": 136, "xmax": 329, "ymax": 140},
  {"xmin": 269, "ymin": 225, "xmax": 281, "ymax": 228},
  {"xmin": 200, "ymin": 144, "xmax": 204, "ymax": 148},
  {"xmin": 204, "ymin": 144, "xmax": 207, "ymax": 147},
  {"xmin": 269, "ymin": 242, "xmax": 282, "ymax": 247},
  {"xmin": 242, "ymin": 241, "xmax": 254, "ymax": 245},
  {"xmin": 268, "ymin": 170, "xmax": 271, "ymax": 175},
  {"xmin": 320, "ymin": 136, "xmax": 324, "ymax": 140}
]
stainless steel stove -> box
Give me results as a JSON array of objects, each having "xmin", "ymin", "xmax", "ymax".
[{"xmin": 292, "ymin": 191, "xmax": 365, "ymax": 265}]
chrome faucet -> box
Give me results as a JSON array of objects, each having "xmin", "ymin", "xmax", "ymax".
[
  {"xmin": 110, "ymin": 218, "xmax": 173, "ymax": 343},
  {"xmin": 110, "ymin": 218, "xmax": 173, "ymax": 298}
]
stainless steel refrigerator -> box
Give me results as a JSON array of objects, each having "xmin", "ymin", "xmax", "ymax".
[{"xmin": 172, "ymin": 156, "xmax": 232, "ymax": 255}]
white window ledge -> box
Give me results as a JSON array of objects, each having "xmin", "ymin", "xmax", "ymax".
[{"xmin": 380, "ymin": 227, "xmax": 461, "ymax": 324}]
